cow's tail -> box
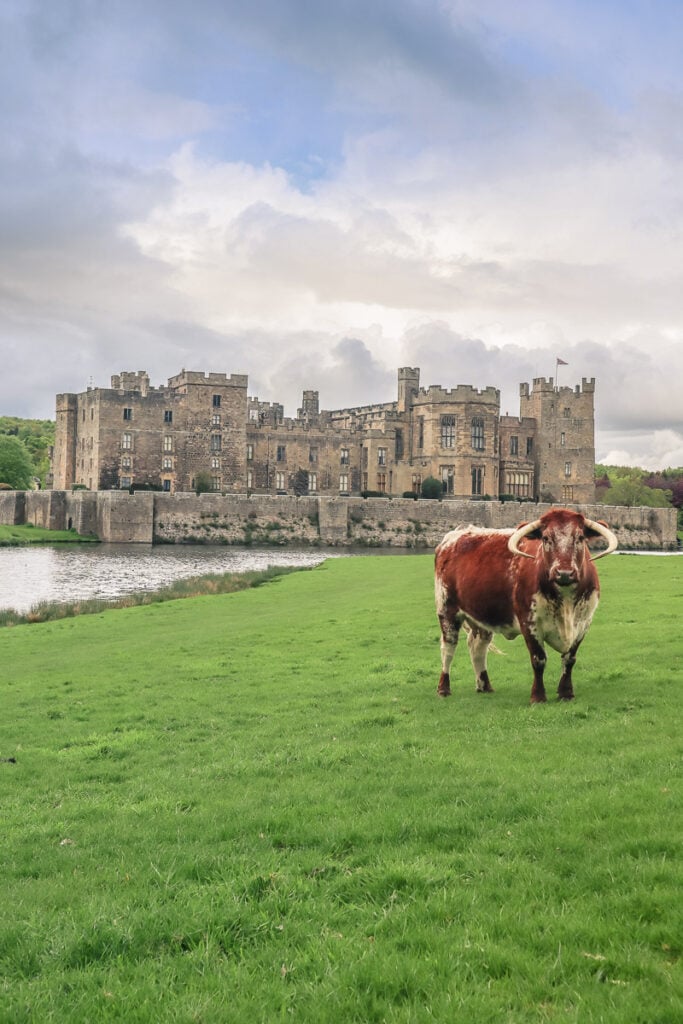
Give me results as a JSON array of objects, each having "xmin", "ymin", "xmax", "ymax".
[{"xmin": 462, "ymin": 621, "xmax": 506, "ymax": 656}]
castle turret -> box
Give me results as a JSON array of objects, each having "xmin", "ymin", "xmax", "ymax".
[
  {"xmin": 298, "ymin": 390, "xmax": 320, "ymax": 420},
  {"xmin": 397, "ymin": 367, "xmax": 420, "ymax": 413}
]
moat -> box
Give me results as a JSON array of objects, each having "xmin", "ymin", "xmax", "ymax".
[{"xmin": 0, "ymin": 544, "xmax": 349, "ymax": 613}]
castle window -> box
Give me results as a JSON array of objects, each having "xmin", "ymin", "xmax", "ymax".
[
  {"xmin": 247, "ymin": 469, "xmax": 253, "ymax": 489},
  {"xmin": 123, "ymin": 408, "xmax": 132, "ymax": 421},
  {"xmin": 340, "ymin": 447, "xmax": 349, "ymax": 465},
  {"xmin": 308, "ymin": 472, "xmax": 318, "ymax": 493},
  {"xmin": 121, "ymin": 456, "xmax": 131, "ymax": 470},
  {"xmin": 412, "ymin": 473, "xmax": 422, "ymax": 494},
  {"xmin": 309, "ymin": 447, "xmax": 318, "ymax": 464},
  {"xmin": 563, "ymin": 407, "xmax": 571, "ymax": 418},
  {"xmin": 339, "ymin": 473, "xmax": 349, "ymax": 493},
  {"xmin": 211, "ymin": 476, "xmax": 221, "ymax": 491},
  {"xmin": 163, "ymin": 435, "xmax": 172, "ymax": 452},
  {"xmin": 249, "ymin": 408, "xmax": 259, "ymax": 422},
  {"xmin": 276, "ymin": 445, "xmax": 286, "ymax": 462},
  {"xmin": 362, "ymin": 472, "xmax": 368, "ymax": 491},
  {"xmin": 120, "ymin": 476, "xmax": 131, "ymax": 489},
  {"xmin": 164, "ymin": 410, "xmax": 173, "ymax": 423},
  {"xmin": 562, "ymin": 485, "xmax": 574, "ymax": 501},
  {"xmin": 395, "ymin": 429, "xmax": 404, "ymax": 459},
  {"xmin": 471, "ymin": 418, "xmax": 485, "ymax": 450},
  {"xmin": 441, "ymin": 466, "xmax": 454, "ymax": 495},
  {"xmin": 162, "ymin": 457, "xmax": 172, "ymax": 470},
  {"xmin": 526, "ymin": 437, "xmax": 534, "ymax": 456},
  {"xmin": 471, "ymin": 466, "xmax": 484, "ymax": 495},
  {"xmin": 212, "ymin": 394, "xmax": 221, "ymax": 408},
  {"xmin": 211, "ymin": 457, "xmax": 220, "ymax": 469},
  {"xmin": 565, "ymin": 461, "xmax": 572, "ymax": 477},
  {"xmin": 210, "ymin": 434, "xmax": 222, "ymax": 452},
  {"xmin": 362, "ymin": 447, "xmax": 368, "ymax": 469},
  {"xmin": 561, "ymin": 432, "xmax": 566, "ymax": 447},
  {"xmin": 510, "ymin": 435, "xmax": 519, "ymax": 456},
  {"xmin": 276, "ymin": 471, "xmax": 286, "ymax": 491},
  {"xmin": 377, "ymin": 447, "xmax": 387, "ymax": 466},
  {"xmin": 417, "ymin": 416, "xmax": 424, "ymax": 449},
  {"xmin": 440, "ymin": 416, "xmax": 455, "ymax": 448},
  {"xmin": 212, "ymin": 413, "xmax": 221, "ymax": 426},
  {"xmin": 121, "ymin": 432, "xmax": 132, "ymax": 450},
  {"xmin": 247, "ymin": 443, "xmax": 253, "ymax": 461},
  {"xmin": 90, "ymin": 408, "xmax": 94, "ymax": 420},
  {"xmin": 506, "ymin": 472, "xmax": 531, "ymax": 497},
  {"xmin": 377, "ymin": 472, "xmax": 387, "ymax": 493}
]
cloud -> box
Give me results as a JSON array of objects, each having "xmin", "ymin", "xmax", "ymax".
[{"xmin": 1, "ymin": 0, "xmax": 682, "ymax": 478}]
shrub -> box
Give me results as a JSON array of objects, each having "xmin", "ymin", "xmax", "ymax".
[{"xmin": 420, "ymin": 476, "xmax": 442, "ymax": 500}]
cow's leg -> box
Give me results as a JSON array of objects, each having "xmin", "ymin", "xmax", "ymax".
[
  {"xmin": 437, "ymin": 612, "xmax": 461, "ymax": 697},
  {"xmin": 523, "ymin": 633, "xmax": 548, "ymax": 704},
  {"xmin": 557, "ymin": 640, "xmax": 581, "ymax": 701},
  {"xmin": 467, "ymin": 626, "xmax": 495, "ymax": 692}
]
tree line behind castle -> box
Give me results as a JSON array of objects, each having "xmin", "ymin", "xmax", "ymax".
[{"xmin": 0, "ymin": 371, "xmax": 681, "ymax": 527}]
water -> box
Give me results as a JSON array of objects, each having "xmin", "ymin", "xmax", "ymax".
[{"xmin": 0, "ymin": 544, "xmax": 346, "ymax": 613}]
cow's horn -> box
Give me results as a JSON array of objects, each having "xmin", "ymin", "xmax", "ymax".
[
  {"xmin": 585, "ymin": 518, "xmax": 619, "ymax": 560},
  {"xmin": 508, "ymin": 519, "xmax": 541, "ymax": 560}
]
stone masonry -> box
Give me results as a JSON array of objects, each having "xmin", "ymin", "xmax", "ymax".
[
  {"xmin": 1, "ymin": 490, "xmax": 677, "ymax": 551},
  {"xmin": 53, "ymin": 366, "xmax": 597, "ymax": 503}
]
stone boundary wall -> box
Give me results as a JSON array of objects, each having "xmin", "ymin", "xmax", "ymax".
[{"xmin": 0, "ymin": 491, "xmax": 677, "ymax": 550}]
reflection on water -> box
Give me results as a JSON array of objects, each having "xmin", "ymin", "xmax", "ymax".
[{"xmin": 0, "ymin": 544, "xmax": 344, "ymax": 613}]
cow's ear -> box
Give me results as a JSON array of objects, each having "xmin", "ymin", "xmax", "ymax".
[
  {"xmin": 516, "ymin": 520, "xmax": 542, "ymax": 540},
  {"xmin": 584, "ymin": 519, "xmax": 609, "ymax": 539}
]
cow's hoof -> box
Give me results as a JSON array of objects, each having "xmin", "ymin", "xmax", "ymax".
[
  {"xmin": 557, "ymin": 694, "xmax": 575, "ymax": 702},
  {"xmin": 530, "ymin": 695, "xmax": 547, "ymax": 704},
  {"xmin": 437, "ymin": 689, "xmax": 451, "ymax": 698}
]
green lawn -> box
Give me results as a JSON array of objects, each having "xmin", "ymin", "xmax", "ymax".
[
  {"xmin": 0, "ymin": 554, "xmax": 681, "ymax": 1023},
  {"xmin": 0, "ymin": 524, "xmax": 97, "ymax": 546}
]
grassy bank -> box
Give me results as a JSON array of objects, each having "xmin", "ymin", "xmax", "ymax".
[
  {"xmin": 0, "ymin": 566, "xmax": 306, "ymax": 628},
  {"xmin": 0, "ymin": 524, "xmax": 98, "ymax": 546},
  {"xmin": 0, "ymin": 555, "xmax": 681, "ymax": 1022}
]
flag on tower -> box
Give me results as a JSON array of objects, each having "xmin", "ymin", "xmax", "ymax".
[{"xmin": 556, "ymin": 357, "xmax": 568, "ymax": 366}]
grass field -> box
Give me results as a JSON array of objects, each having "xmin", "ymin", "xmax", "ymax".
[
  {"xmin": 0, "ymin": 524, "xmax": 97, "ymax": 546},
  {"xmin": 0, "ymin": 554, "xmax": 681, "ymax": 1023}
]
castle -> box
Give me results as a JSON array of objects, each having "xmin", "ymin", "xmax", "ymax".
[{"xmin": 52, "ymin": 367, "xmax": 596, "ymax": 503}]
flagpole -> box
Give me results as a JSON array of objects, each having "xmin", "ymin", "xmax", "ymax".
[{"xmin": 555, "ymin": 357, "xmax": 568, "ymax": 389}]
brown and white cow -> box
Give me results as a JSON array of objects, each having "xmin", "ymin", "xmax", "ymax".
[{"xmin": 434, "ymin": 508, "xmax": 618, "ymax": 703}]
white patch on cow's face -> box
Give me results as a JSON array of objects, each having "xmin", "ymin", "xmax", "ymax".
[
  {"xmin": 542, "ymin": 521, "xmax": 588, "ymax": 584},
  {"xmin": 529, "ymin": 589, "xmax": 599, "ymax": 655}
]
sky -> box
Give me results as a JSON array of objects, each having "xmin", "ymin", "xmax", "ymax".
[{"xmin": 2, "ymin": 0, "xmax": 683, "ymax": 469}]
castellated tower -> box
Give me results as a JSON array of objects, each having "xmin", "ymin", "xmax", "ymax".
[
  {"xmin": 520, "ymin": 377, "xmax": 595, "ymax": 504},
  {"xmin": 298, "ymin": 390, "xmax": 320, "ymax": 420},
  {"xmin": 397, "ymin": 367, "xmax": 420, "ymax": 413}
]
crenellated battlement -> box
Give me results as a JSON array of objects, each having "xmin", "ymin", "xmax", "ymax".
[
  {"xmin": 168, "ymin": 370, "xmax": 249, "ymax": 389},
  {"xmin": 417, "ymin": 384, "xmax": 500, "ymax": 404}
]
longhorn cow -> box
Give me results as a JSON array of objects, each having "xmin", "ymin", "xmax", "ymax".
[{"xmin": 434, "ymin": 508, "xmax": 618, "ymax": 703}]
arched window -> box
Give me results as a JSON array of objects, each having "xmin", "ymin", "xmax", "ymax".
[{"xmin": 471, "ymin": 418, "xmax": 485, "ymax": 450}]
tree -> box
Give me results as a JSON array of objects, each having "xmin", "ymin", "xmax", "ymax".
[
  {"xmin": 597, "ymin": 478, "xmax": 670, "ymax": 508},
  {"xmin": 292, "ymin": 468, "xmax": 309, "ymax": 496},
  {"xmin": 0, "ymin": 435, "xmax": 34, "ymax": 489},
  {"xmin": 194, "ymin": 471, "xmax": 213, "ymax": 495}
]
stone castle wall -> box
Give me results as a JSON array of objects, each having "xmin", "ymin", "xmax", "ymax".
[{"xmin": 0, "ymin": 490, "xmax": 677, "ymax": 550}]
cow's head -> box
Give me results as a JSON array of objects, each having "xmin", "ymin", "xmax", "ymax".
[{"xmin": 508, "ymin": 509, "xmax": 618, "ymax": 586}]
